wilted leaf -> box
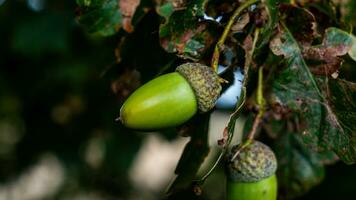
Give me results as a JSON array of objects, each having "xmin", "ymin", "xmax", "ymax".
[
  {"xmin": 167, "ymin": 114, "xmax": 210, "ymax": 194},
  {"xmin": 302, "ymin": 28, "xmax": 353, "ymax": 75},
  {"xmin": 270, "ymin": 25, "xmax": 356, "ymax": 164},
  {"xmin": 159, "ymin": 0, "xmax": 219, "ymax": 61}
]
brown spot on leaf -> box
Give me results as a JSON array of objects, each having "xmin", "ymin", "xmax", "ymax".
[
  {"xmin": 302, "ymin": 46, "xmax": 344, "ymax": 75},
  {"xmin": 176, "ymin": 24, "xmax": 206, "ymax": 53},
  {"xmin": 119, "ymin": 0, "xmax": 140, "ymax": 33},
  {"xmin": 302, "ymin": 28, "xmax": 352, "ymax": 76},
  {"xmin": 160, "ymin": 21, "xmax": 218, "ymax": 60}
]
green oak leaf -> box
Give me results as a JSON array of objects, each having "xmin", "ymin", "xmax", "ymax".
[{"xmin": 270, "ymin": 25, "xmax": 356, "ymax": 164}]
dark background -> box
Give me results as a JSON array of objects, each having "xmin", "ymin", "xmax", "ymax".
[{"xmin": 0, "ymin": 0, "xmax": 355, "ymax": 200}]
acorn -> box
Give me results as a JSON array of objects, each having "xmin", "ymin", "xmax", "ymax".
[
  {"xmin": 119, "ymin": 63, "xmax": 222, "ymax": 130},
  {"xmin": 226, "ymin": 141, "xmax": 278, "ymax": 200}
]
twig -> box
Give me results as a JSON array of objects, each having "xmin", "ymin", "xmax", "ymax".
[
  {"xmin": 194, "ymin": 88, "xmax": 246, "ymax": 185},
  {"xmin": 211, "ymin": 0, "xmax": 259, "ymax": 72},
  {"xmin": 230, "ymin": 66, "xmax": 265, "ymax": 161}
]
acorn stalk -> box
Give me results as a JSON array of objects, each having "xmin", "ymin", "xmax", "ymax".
[
  {"xmin": 120, "ymin": 63, "xmax": 221, "ymax": 130},
  {"xmin": 226, "ymin": 141, "xmax": 278, "ymax": 200}
]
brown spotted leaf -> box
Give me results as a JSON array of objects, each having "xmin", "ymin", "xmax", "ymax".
[
  {"xmin": 159, "ymin": 0, "xmax": 219, "ymax": 61},
  {"xmin": 279, "ymin": 3, "xmax": 318, "ymax": 45},
  {"xmin": 270, "ymin": 25, "xmax": 356, "ymax": 164},
  {"xmin": 302, "ymin": 27, "xmax": 353, "ymax": 75}
]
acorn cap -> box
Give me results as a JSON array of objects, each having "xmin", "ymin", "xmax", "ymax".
[
  {"xmin": 227, "ymin": 141, "xmax": 277, "ymax": 183},
  {"xmin": 176, "ymin": 63, "xmax": 222, "ymax": 112}
]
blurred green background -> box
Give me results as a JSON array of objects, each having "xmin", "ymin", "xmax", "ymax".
[{"xmin": 0, "ymin": 0, "xmax": 355, "ymax": 200}]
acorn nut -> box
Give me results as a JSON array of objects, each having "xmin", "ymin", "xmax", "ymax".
[
  {"xmin": 119, "ymin": 63, "xmax": 222, "ymax": 130},
  {"xmin": 226, "ymin": 140, "xmax": 278, "ymax": 200}
]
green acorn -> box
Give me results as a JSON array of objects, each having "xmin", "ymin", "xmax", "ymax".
[
  {"xmin": 226, "ymin": 141, "xmax": 278, "ymax": 200},
  {"xmin": 119, "ymin": 63, "xmax": 221, "ymax": 130}
]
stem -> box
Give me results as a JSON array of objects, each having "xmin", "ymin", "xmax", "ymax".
[
  {"xmin": 211, "ymin": 0, "xmax": 259, "ymax": 72},
  {"xmin": 194, "ymin": 88, "xmax": 246, "ymax": 185},
  {"xmin": 230, "ymin": 66, "xmax": 265, "ymax": 161},
  {"xmin": 247, "ymin": 66, "xmax": 266, "ymax": 138}
]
